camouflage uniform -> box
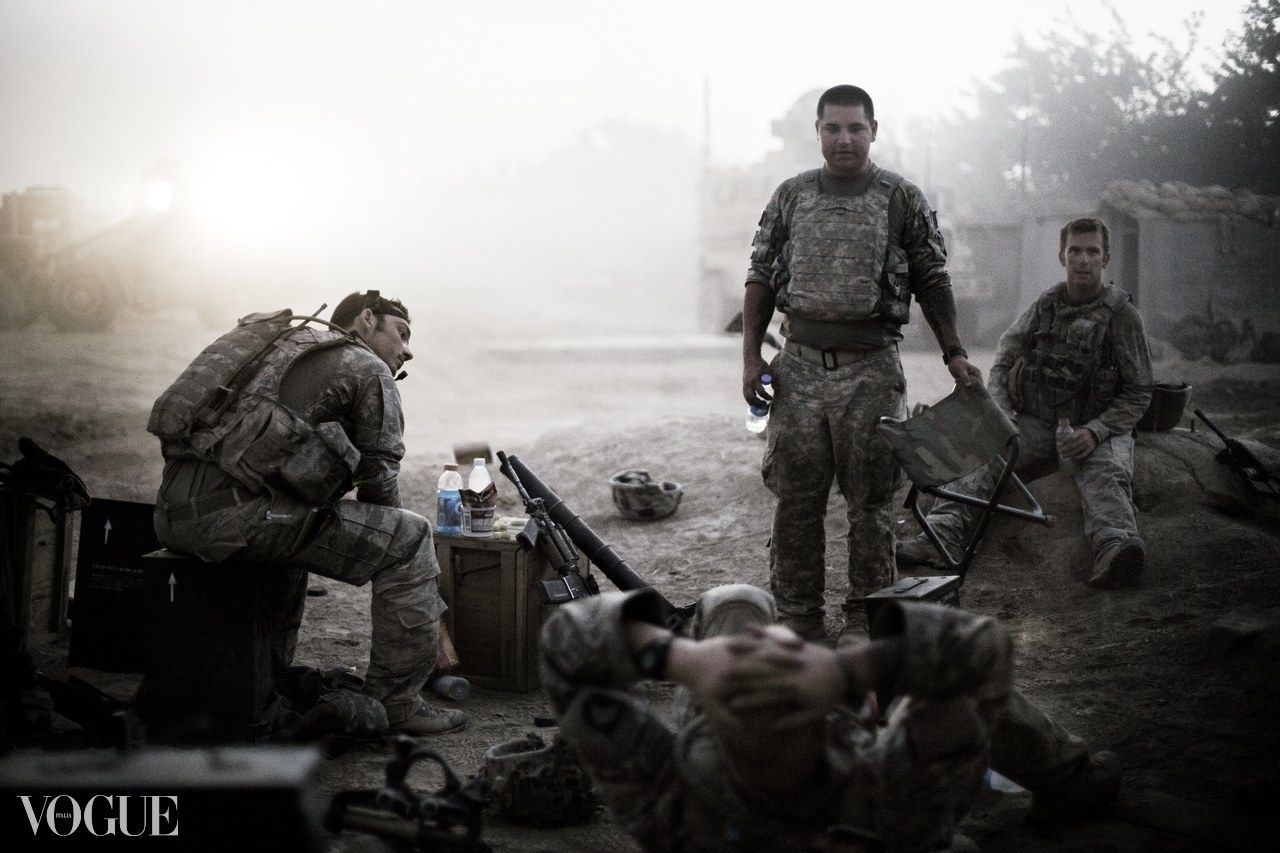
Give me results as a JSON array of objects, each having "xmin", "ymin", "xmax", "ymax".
[
  {"xmin": 748, "ymin": 164, "xmax": 954, "ymax": 633},
  {"xmin": 151, "ymin": 325, "xmax": 443, "ymax": 726},
  {"xmin": 918, "ymin": 282, "xmax": 1153, "ymax": 561},
  {"xmin": 540, "ymin": 585, "xmax": 1093, "ymax": 852}
]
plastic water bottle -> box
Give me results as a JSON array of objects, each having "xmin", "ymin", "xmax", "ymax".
[
  {"xmin": 436, "ymin": 464, "xmax": 464, "ymax": 535},
  {"xmin": 463, "ymin": 459, "xmax": 495, "ymax": 538},
  {"xmin": 467, "ymin": 458, "xmax": 492, "ymax": 494},
  {"xmin": 431, "ymin": 674, "xmax": 471, "ymax": 701},
  {"xmin": 745, "ymin": 374, "xmax": 773, "ymax": 434},
  {"xmin": 1055, "ymin": 417, "xmax": 1076, "ymax": 471}
]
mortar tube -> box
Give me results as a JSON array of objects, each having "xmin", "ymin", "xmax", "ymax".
[{"xmin": 501, "ymin": 453, "xmax": 681, "ymax": 626}]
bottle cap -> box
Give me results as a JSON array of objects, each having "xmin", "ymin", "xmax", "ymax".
[
  {"xmin": 444, "ymin": 463, "xmax": 458, "ymax": 470},
  {"xmin": 474, "ymin": 458, "xmax": 486, "ymax": 466},
  {"xmin": 749, "ymin": 405, "xmax": 770, "ymax": 417},
  {"xmin": 761, "ymin": 373, "xmax": 772, "ymax": 385}
]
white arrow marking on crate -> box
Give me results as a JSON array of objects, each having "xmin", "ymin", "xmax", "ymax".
[
  {"xmin": 103, "ymin": 519, "xmax": 112, "ymax": 544},
  {"xmin": 169, "ymin": 573, "xmax": 176, "ymax": 603}
]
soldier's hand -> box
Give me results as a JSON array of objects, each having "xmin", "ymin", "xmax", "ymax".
[
  {"xmin": 742, "ymin": 360, "xmax": 774, "ymax": 408},
  {"xmin": 1060, "ymin": 426, "xmax": 1099, "ymax": 460},
  {"xmin": 948, "ymin": 355, "xmax": 983, "ymax": 388}
]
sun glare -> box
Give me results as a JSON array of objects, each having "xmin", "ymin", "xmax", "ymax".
[{"xmin": 189, "ymin": 131, "xmax": 337, "ymax": 248}]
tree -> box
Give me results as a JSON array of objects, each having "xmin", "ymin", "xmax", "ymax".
[
  {"xmin": 1201, "ymin": 0, "xmax": 1280, "ymax": 191},
  {"xmin": 918, "ymin": 2, "xmax": 1209, "ymax": 219}
]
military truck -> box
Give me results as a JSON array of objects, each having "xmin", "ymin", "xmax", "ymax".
[{"xmin": 0, "ymin": 180, "xmax": 193, "ymax": 332}]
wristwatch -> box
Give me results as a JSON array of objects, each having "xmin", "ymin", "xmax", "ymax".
[
  {"xmin": 634, "ymin": 633, "xmax": 675, "ymax": 680},
  {"xmin": 943, "ymin": 346, "xmax": 969, "ymax": 365}
]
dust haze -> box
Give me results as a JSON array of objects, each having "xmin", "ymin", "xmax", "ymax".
[{"xmin": 0, "ymin": 0, "xmax": 1244, "ymax": 340}]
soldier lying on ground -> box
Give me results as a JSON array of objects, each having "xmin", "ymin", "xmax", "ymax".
[{"xmin": 541, "ymin": 583, "xmax": 1119, "ymax": 853}]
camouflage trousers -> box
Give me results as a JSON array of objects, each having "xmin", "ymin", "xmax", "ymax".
[
  {"xmin": 921, "ymin": 414, "xmax": 1138, "ymax": 557},
  {"xmin": 155, "ymin": 460, "xmax": 444, "ymax": 725},
  {"xmin": 762, "ymin": 346, "xmax": 907, "ymax": 628}
]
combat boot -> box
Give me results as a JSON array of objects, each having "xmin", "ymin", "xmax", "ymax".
[
  {"xmin": 1026, "ymin": 750, "xmax": 1122, "ymax": 827},
  {"xmin": 779, "ymin": 613, "xmax": 826, "ymax": 642},
  {"xmin": 1087, "ymin": 537, "xmax": 1145, "ymax": 589},
  {"xmin": 834, "ymin": 607, "xmax": 869, "ymax": 649},
  {"xmin": 894, "ymin": 534, "xmax": 947, "ymax": 569},
  {"xmin": 390, "ymin": 703, "xmax": 466, "ymax": 736}
]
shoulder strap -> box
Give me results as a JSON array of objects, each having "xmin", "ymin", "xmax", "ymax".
[{"xmin": 195, "ymin": 311, "xmax": 355, "ymax": 430}]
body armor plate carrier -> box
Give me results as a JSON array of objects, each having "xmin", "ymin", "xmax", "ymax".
[
  {"xmin": 777, "ymin": 167, "xmax": 911, "ymax": 324},
  {"xmin": 148, "ymin": 310, "xmax": 361, "ymax": 504},
  {"xmin": 1017, "ymin": 283, "xmax": 1131, "ymax": 424}
]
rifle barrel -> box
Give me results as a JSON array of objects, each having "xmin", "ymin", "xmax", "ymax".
[
  {"xmin": 1193, "ymin": 409, "xmax": 1231, "ymax": 443},
  {"xmin": 501, "ymin": 454, "xmax": 654, "ymax": 595}
]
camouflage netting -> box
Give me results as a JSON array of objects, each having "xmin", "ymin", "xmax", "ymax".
[{"xmin": 1101, "ymin": 180, "xmax": 1279, "ymax": 226}]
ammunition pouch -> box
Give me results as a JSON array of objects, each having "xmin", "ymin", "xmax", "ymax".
[{"xmin": 278, "ymin": 421, "xmax": 361, "ymax": 504}]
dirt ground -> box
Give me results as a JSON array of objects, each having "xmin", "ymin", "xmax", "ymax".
[{"xmin": 3, "ymin": 309, "xmax": 1279, "ymax": 852}]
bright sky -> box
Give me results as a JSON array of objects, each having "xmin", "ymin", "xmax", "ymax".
[{"xmin": 0, "ymin": 0, "xmax": 1247, "ymax": 249}]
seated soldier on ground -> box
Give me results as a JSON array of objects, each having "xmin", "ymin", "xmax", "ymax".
[
  {"xmin": 897, "ymin": 217, "xmax": 1153, "ymax": 589},
  {"xmin": 540, "ymin": 583, "xmax": 1120, "ymax": 852}
]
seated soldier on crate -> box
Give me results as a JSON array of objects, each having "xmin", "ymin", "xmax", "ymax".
[
  {"xmin": 541, "ymin": 583, "xmax": 1121, "ymax": 852},
  {"xmin": 147, "ymin": 290, "xmax": 465, "ymax": 737}
]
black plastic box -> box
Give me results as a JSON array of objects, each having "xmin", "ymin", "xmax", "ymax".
[
  {"xmin": 864, "ymin": 574, "xmax": 963, "ymax": 638},
  {"xmin": 139, "ymin": 549, "xmax": 275, "ymax": 744}
]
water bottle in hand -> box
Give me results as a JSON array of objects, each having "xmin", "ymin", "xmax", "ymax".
[
  {"xmin": 745, "ymin": 374, "xmax": 773, "ymax": 434},
  {"xmin": 1055, "ymin": 418, "xmax": 1076, "ymax": 471}
]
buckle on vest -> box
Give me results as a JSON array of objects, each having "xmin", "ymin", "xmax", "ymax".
[{"xmin": 822, "ymin": 350, "xmax": 840, "ymax": 370}]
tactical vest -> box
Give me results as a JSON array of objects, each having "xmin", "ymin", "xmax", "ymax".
[
  {"xmin": 1017, "ymin": 283, "xmax": 1131, "ymax": 424},
  {"xmin": 148, "ymin": 310, "xmax": 362, "ymax": 504},
  {"xmin": 777, "ymin": 168, "xmax": 911, "ymax": 324}
]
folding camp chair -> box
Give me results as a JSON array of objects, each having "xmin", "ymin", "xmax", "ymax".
[{"xmin": 864, "ymin": 383, "xmax": 1055, "ymax": 629}]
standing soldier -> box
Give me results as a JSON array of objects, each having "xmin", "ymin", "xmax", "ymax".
[{"xmin": 741, "ymin": 84, "xmax": 980, "ymax": 644}]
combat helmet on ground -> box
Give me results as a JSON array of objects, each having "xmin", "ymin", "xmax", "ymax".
[{"xmin": 609, "ymin": 469, "xmax": 683, "ymax": 521}]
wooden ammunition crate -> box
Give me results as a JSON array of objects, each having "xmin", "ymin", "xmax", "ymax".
[
  {"xmin": 1, "ymin": 492, "xmax": 74, "ymax": 650},
  {"xmin": 435, "ymin": 533, "xmax": 589, "ymax": 693}
]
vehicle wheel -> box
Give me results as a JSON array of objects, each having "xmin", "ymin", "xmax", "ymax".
[
  {"xmin": 0, "ymin": 265, "xmax": 43, "ymax": 330},
  {"xmin": 47, "ymin": 265, "xmax": 120, "ymax": 332}
]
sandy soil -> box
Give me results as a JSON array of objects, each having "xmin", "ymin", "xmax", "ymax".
[{"xmin": 3, "ymin": 310, "xmax": 1279, "ymax": 852}]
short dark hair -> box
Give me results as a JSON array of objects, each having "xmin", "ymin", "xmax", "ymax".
[
  {"xmin": 1060, "ymin": 218, "xmax": 1110, "ymax": 254},
  {"xmin": 817, "ymin": 85, "xmax": 875, "ymax": 121},
  {"xmin": 331, "ymin": 290, "xmax": 411, "ymax": 328}
]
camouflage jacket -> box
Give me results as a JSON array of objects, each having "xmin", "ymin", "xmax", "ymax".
[
  {"xmin": 540, "ymin": 589, "xmax": 1013, "ymax": 852},
  {"xmin": 151, "ymin": 315, "xmax": 406, "ymax": 508},
  {"xmin": 989, "ymin": 283, "xmax": 1153, "ymax": 440},
  {"xmin": 746, "ymin": 164, "xmax": 952, "ymax": 324},
  {"xmin": 276, "ymin": 338, "xmax": 407, "ymax": 507}
]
